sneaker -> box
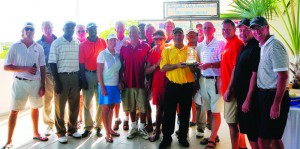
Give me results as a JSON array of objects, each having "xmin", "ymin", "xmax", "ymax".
[
  {"xmin": 58, "ymin": 136, "xmax": 68, "ymax": 144},
  {"xmin": 159, "ymin": 137, "xmax": 172, "ymax": 149},
  {"xmin": 96, "ymin": 128, "xmax": 102, "ymax": 137},
  {"xmin": 139, "ymin": 128, "xmax": 150, "ymax": 140},
  {"xmin": 178, "ymin": 139, "xmax": 190, "ymax": 147},
  {"xmin": 127, "ymin": 128, "xmax": 138, "ymax": 139},
  {"xmin": 70, "ymin": 132, "xmax": 81, "ymax": 139},
  {"xmin": 81, "ymin": 130, "xmax": 91, "ymax": 138},
  {"xmin": 123, "ymin": 120, "xmax": 129, "ymax": 130},
  {"xmin": 44, "ymin": 127, "xmax": 53, "ymax": 136},
  {"xmin": 196, "ymin": 129, "xmax": 204, "ymax": 138}
]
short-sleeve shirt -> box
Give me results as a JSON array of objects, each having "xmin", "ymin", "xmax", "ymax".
[
  {"xmin": 48, "ymin": 37, "xmax": 80, "ymax": 73},
  {"xmin": 220, "ymin": 35, "xmax": 243, "ymax": 95},
  {"xmin": 4, "ymin": 40, "xmax": 46, "ymax": 80},
  {"xmin": 257, "ymin": 36, "xmax": 289, "ymax": 89},
  {"xmin": 196, "ymin": 37, "xmax": 225, "ymax": 76},
  {"xmin": 233, "ymin": 38, "xmax": 260, "ymax": 102},
  {"xmin": 97, "ymin": 48, "xmax": 121, "ymax": 86},
  {"xmin": 37, "ymin": 34, "xmax": 57, "ymax": 74},
  {"xmin": 146, "ymin": 49, "xmax": 167, "ymax": 88},
  {"xmin": 116, "ymin": 36, "xmax": 130, "ymax": 54},
  {"xmin": 79, "ymin": 38, "xmax": 107, "ymax": 71},
  {"xmin": 120, "ymin": 41, "xmax": 150, "ymax": 88},
  {"xmin": 160, "ymin": 45, "xmax": 195, "ymax": 84}
]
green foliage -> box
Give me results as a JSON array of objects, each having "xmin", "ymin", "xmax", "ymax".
[
  {"xmin": 0, "ymin": 46, "xmax": 10, "ymax": 59},
  {"xmin": 99, "ymin": 19, "xmax": 138, "ymax": 39}
]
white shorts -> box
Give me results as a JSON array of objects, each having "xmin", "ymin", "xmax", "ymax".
[
  {"xmin": 199, "ymin": 77, "xmax": 223, "ymax": 113},
  {"xmin": 11, "ymin": 78, "xmax": 43, "ymax": 111}
]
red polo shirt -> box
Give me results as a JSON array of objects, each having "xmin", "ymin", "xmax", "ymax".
[
  {"xmin": 220, "ymin": 35, "xmax": 243, "ymax": 95},
  {"xmin": 120, "ymin": 41, "xmax": 150, "ymax": 88},
  {"xmin": 79, "ymin": 38, "xmax": 107, "ymax": 70}
]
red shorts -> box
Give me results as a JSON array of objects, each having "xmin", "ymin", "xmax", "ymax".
[{"xmin": 152, "ymin": 87, "xmax": 166, "ymax": 106}]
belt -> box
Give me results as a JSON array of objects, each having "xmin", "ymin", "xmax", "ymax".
[
  {"xmin": 258, "ymin": 87, "xmax": 289, "ymax": 92},
  {"xmin": 15, "ymin": 76, "xmax": 31, "ymax": 81},
  {"xmin": 85, "ymin": 70, "xmax": 96, "ymax": 73},
  {"xmin": 59, "ymin": 71, "xmax": 79, "ymax": 75},
  {"xmin": 203, "ymin": 76, "xmax": 218, "ymax": 79},
  {"xmin": 169, "ymin": 81, "xmax": 194, "ymax": 86}
]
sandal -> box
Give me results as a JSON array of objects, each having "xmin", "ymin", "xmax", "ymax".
[
  {"xmin": 205, "ymin": 141, "xmax": 216, "ymax": 149},
  {"xmin": 110, "ymin": 131, "xmax": 120, "ymax": 137},
  {"xmin": 105, "ymin": 137, "xmax": 113, "ymax": 143},
  {"xmin": 1, "ymin": 144, "xmax": 13, "ymax": 149},
  {"xmin": 149, "ymin": 134, "xmax": 159, "ymax": 142},
  {"xmin": 33, "ymin": 136, "xmax": 48, "ymax": 141},
  {"xmin": 200, "ymin": 136, "xmax": 220, "ymax": 145}
]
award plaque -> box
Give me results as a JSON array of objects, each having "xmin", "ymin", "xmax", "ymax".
[{"xmin": 186, "ymin": 47, "xmax": 198, "ymax": 66}]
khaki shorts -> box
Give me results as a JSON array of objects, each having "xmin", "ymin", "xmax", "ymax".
[
  {"xmin": 11, "ymin": 78, "xmax": 43, "ymax": 111},
  {"xmin": 224, "ymin": 96, "xmax": 238, "ymax": 123},
  {"xmin": 121, "ymin": 88, "xmax": 147, "ymax": 113},
  {"xmin": 200, "ymin": 77, "xmax": 223, "ymax": 113}
]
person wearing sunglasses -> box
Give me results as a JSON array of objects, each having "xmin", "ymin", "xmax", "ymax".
[
  {"xmin": 76, "ymin": 24, "xmax": 86, "ymax": 43},
  {"xmin": 2, "ymin": 22, "xmax": 48, "ymax": 149}
]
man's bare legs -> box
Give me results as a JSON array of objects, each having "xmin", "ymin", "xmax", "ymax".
[
  {"xmin": 208, "ymin": 113, "xmax": 221, "ymax": 145},
  {"xmin": 4, "ymin": 111, "xmax": 18, "ymax": 146}
]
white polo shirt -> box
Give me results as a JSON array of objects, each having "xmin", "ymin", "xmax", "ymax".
[
  {"xmin": 4, "ymin": 40, "xmax": 46, "ymax": 80},
  {"xmin": 48, "ymin": 36, "xmax": 80, "ymax": 73},
  {"xmin": 196, "ymin": 37, "xmax": 225, "ymax": 77},
  {"xmin": 115, "ymin": 36, "xmax": 130, "ymax": 54}
]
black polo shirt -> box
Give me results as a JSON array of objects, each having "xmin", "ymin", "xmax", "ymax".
[{"xmin": 233, "ymin": 38, "xmax": 260, "ymax": 106}]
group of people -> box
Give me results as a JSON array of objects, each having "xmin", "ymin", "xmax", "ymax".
[{"xmin": 2, "ymin": 16, "xmax": 290, "ymax": 149}]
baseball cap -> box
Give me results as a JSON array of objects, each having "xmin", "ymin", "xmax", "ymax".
[
  {"xmin": 236, "ymin": 18, "xmax": 250, "ymax": 27},
  {"xmin": 87, "ymin": 22, "xmax": 97, "ymax": 29},
  {"xmin": 250, "ymin": 16, "xmax": 268, "ymax": 28},
  {"xmin": 107, "ymin": 34, "xmax": 117, "ymax": 40},
  {"xmin": 186, "ymin": 28, "xmax": 197, "ymax": 34},
  {"xmin": 23, "ymin": 22, "xmax": 35, "ymax": 29},
  {"xmin": 172, "ymin": 27, "xmax": 183, "ymax": 34}
]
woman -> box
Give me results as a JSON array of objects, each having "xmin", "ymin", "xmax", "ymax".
[
  {"xmin": 145, "ymin": 30, "xmax": 168, "ymax": 142},
  {"xmin": 97, "ymin": 34, "xmax": 121, "ymax": 142}
]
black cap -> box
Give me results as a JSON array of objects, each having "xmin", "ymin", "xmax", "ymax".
[
  {"xmin": 250, "ymin": 16, "xmax": 268, "ymax": 28},
  {"xmin": 172, "ymin": 27, "xmax": 183, "ymax": 34},
  {"xmin": 236, "ymin": 18, "xmax": 250, "ymax": 27}
]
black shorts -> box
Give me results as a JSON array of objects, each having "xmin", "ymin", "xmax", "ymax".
[
  {"xmin": 258, "ymin": 90, "xmax": 290, "ymax": 139},
  {"xmin": 237, "ymin": 97, "xmax": 259, "ymax": 142}
]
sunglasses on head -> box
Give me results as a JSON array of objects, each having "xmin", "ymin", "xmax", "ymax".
[
  {"xmin": 154, "ymin": 38, "xmax": 163, "ymax": 41},
  {"xmin": 77, "ymin": 30, "xmax": 85, "ymax": 33},
  {"xmin": 25, "ymin": 27, "xmax": 34, "ymax": 31}
]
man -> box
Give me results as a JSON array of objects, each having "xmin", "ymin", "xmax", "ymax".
[
  {"xmin": 250, "ymin": 16, "xmax": 290, "ymax": 149},
  {"xmin": 36, "ymin": 21, "xmax": 57, "ymax": 136},
  {"xmin": 48, "ymin": 21, "xmax": 82, "ymax": 144},
  {"xmin": 225, "ymin": 18, "xmax": 260, "ymax": 149},
  {"xmin": 119, "ymin": 25, "xmax": 150, "ymax": 140},
  {"xmin": 2, "ymin": 22, "xmax": 48, "ymax": 149},
  {"xmin": 221, "ymin": 19, "xmax": 246, "ymax": 149},
  {"xmin": 138, "ymin": 23, "xmax": 146, "ymax": 41},
  {"xmin": 159, "ymin": 27, "xmax": 196, "ymax": 148},
  {"xmin": 79, "ymin": 23, "xmax": 107, "ymax": 138},
  {"xmin": 76, "ymin": 24, "xmax": 86, "ymax": 43},
  {"xmin": 196, "ymin": 23, "xmax": 204, "ymax": 44},
  {"xmin": 196, "ymin": 22, "xmax": 225, "ymax": 148},
  {"xmin": 164, "ymin": 19, "xmax": 175, "ymax": 44},
  {"xmin": 113, "ymin": 20, "xmax": 130, "ymax": 131}
]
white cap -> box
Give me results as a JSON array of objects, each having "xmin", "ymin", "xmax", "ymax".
[
  {"xmin": 107, "ymin": 34, "xmax": 117, "ymax": 40},
  {"xmin": 23, "ymin": 22, "xmax": 35, "ymax": 29}
]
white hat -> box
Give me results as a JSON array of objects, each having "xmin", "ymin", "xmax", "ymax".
[
  {"xmin": 23, "ymin": 22, "xmax": 35, "ymax": 29},
  {"xmin": 107, "ymin": 34, "xmax": 117, "ymax": 40}
]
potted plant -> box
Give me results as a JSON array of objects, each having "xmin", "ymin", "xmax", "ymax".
[{"xmin": 222, "ymin": 0, "xmax": 300, "ymax": 88}]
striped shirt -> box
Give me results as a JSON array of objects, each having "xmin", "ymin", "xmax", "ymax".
[
  {"xmin": 257, "ymin": 36, "xmax": 289, "ymax": 89},
  {"xmin": 196, "ymin": 37, "xmax": 225, "ymax": 76},
  {"xmin": 48, "ymin": 36, "xmax": 80, "ymax": 73},
  {"xmin": 4, "ymin": 40, "xmax": 46, "ymax": 80}
]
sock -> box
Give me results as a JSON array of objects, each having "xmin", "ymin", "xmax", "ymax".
[
  {"xmin": 132, "ymin": 121, "xmax": 137, "ymax": 128},
  {"xmin": 140, "ymin": 123, "xmax": 145, "ymax": 130},
  {"xmin": 114, "ymin": 117, "xmax": 120, "ymax": 122},
  {"xmin": 124, "ymin": 116, "xmax": 129, "ymax": 121}
]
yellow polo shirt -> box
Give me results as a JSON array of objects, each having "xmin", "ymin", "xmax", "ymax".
[{"xmin": 160, "ymin": 45, "xmax": 196, "ymax": 84}]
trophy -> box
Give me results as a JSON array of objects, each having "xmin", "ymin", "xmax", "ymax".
[{"xmin": 186, "ymin": 47, "xmax": 197, "ymax": 66}]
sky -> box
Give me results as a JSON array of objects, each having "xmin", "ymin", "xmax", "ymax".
[{"xmin": 0, "ymin": 0, "xmax": 232, "ymax": 42}]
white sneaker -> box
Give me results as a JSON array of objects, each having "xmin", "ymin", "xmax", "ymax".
[
  {"xmin": 58, "ymin": 136, "xmax": 68, "ymax": 144},
  {"xmin": 44, "ymin": 127, "xmax": 53, "ymax": 136},
  {"xmin": 127, "ymin": 128, "xmax": 138, "ymax": 139},
  {"xmin": 196, "ymin": 129, "xmax": 204, "ymax": 138},
  {"xmin": 139, "ymin": 128, "xmax": 150, "ymax": 140},
  {"xmin": 71, "ymin": 132, "xmax": 82, "ymax": 138}
]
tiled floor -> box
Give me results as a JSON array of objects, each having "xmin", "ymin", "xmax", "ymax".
[{"xmin": 0, "ymin": 106, "xmax": 245, "ymax": 149}]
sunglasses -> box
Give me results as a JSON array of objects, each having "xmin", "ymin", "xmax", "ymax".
[
  {"xmin": 24, "ymin": 27, "xmax": 34, "ymax": 32},
  {"xmin": 77, "ymin": 30, "xmax": 85, "ymax": 33},
  {"xmin": 154, "ymin": 38, "xmax": 163, "ymax": 41}
]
